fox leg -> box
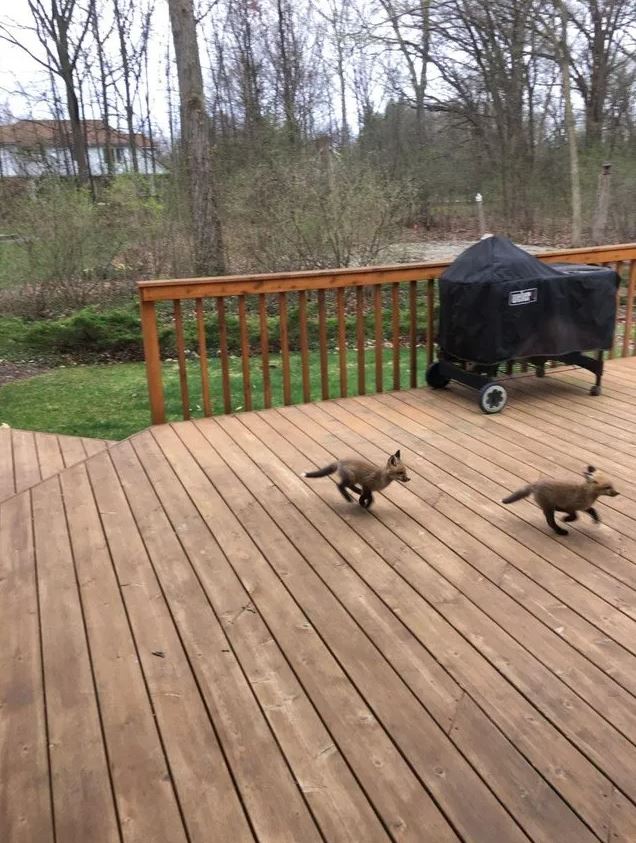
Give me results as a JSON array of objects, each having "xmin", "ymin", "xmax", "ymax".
[
  {"xmin": 359, "ymin": 490, "xmax": 374, "ymax": 509},
  {"xmin": 348, "ymin": 484, "xmax": 363, "ymax": 495},
  {"xmin": 545, "ymin": 508, "xmax": 568, "ymax": 536},
  {"xmin": 586, "ymin": 507, "xmax": 600, "ymax": 523},
  {"xmin": 337, "ymin": 482, "xmax": 353, "ymax": 502},
  {"xmin": 562, "ymin": 512, "xmax": 578, "ymax": 522}
]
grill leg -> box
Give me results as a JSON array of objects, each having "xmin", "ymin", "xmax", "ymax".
[{"xmin": 590, "ymin": 350, "xmax": 604, "ymax": 396}]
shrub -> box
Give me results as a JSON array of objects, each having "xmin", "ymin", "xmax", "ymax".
[{"xmin": 21, "ymin": 306, "xmax": 172, "ymax": 361}]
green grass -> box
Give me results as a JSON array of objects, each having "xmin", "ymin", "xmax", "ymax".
[{"xmin": 0, "ymin": 348, "xmax": 429, "ymax": 440}]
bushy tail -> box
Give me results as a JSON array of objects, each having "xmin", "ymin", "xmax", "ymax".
[
  {"xmin": 502, "ymin": 485, "xmax": 533, "ymax": 504},
  {"xmin": 302, "ymin": 463, "xmax": 338, "ymax": 479}
]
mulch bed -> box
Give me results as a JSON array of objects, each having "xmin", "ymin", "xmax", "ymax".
[{"xmin": 0, "ymin": 360, "xmax": 51, "ymax": 387}]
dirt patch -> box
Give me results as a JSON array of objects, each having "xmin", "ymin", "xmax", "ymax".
[
  {"xmin": 377, "ymin": 237, "xmax": 548, "ymax": 264},
  {"xmin": 0, "ymin": 360, "xmax": 50, "ymax": 387}
]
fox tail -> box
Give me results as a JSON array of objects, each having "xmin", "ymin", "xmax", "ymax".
[
  {"xmin": 502, "ymin": 485, "xmax": 533, "ymax": 504},
  {"xmin": 301, "ymin": 462, "xmax": 338, "ymax": 479}
]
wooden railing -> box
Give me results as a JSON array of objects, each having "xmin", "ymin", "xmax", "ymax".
[{"xmin": 138, "ymin": 243, "xmax": 636, "ymax": 424}]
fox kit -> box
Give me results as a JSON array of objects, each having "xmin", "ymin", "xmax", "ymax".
[
  {"xmin": 301, "ymin": 450, "xmax": 410, "ymax": 509},
  {"xmin": 502, "ymin": 465, "xmax": 618, "ymax": 535}
]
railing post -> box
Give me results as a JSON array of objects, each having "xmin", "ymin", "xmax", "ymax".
[{"xmin": 140, "ymin": 298, "xmax": 166, "ymax": 425}]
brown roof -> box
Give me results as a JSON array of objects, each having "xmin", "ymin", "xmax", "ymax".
[{"xmin": 0, "ymin": 119, "xmax": 152, "ymax": 148}]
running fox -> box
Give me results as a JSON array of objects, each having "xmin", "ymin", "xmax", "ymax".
[
  {"xmin": 501, "ymin": 465, "xmax": 619, "ymax": 535},
  {"xmin": 301, "ymin": 450, "xmax": 411, "ymax": 509}
]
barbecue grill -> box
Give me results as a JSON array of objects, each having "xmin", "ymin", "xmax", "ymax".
[{"xmin": 425, "ymin": 236, "xmax": 620, "ymax": 413}]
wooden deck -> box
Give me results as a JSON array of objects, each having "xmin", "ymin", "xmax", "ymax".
[
  {"xmin": 3, "ymin": 358, "xmax": 636, "ymax": 843},
  {"xmin": 0, "ymin": 426, "xmax": 113, "ymax": 503}
]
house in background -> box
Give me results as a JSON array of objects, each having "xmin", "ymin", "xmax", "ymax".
[{"xmin": 0, "ymin": 119, "xmax": 166, "ymax": 178}]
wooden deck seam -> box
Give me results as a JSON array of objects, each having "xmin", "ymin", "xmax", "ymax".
[
  {"xmin": 511, "ymin": 377, "xmax": 636, "ymax": 439},
  {"xmin": 28, "ymin": 487, "xmax": 58, "ymax": 843},
  {"xmin": 280, "ymin": 400, "xmax": 636, "ymax": 712},
  {"xmin": 115, "ymin": 435, "xmax": 331, "ymax": 843},
  {"xmin": 435, "ymin": 381, "xmax": 636, "ymax": 491},
  {"xmin": 223, "ymin": 410, "xmax": 617, "ymax": 840},
  {"xmin": 159, "ymin": 423, "xmax": 462, "ymax": 842},
  {"xmin": 84, "ymin": 448, "xmax": 243, "ymax": 843},
  {"xmin": 166, "ymin": 422, "xmax": 489, "ymax": 843},
  {"xmin": 390, "ymin": 379, "xmax": 636, "ymax": 519},
  {"xmin": 194, "ymin": 419, "xmax": 547, "ymax": 842},
  {"xmin": 251, "ymin": 404, "xmax": 635, "ymax": 815},
  {"xmin": 197, "ymin": 415, "xmax": 603, "ymax": 841},
  {"xmin": 507, "ymin": 391, "xmax": 636, "ymax": 462},
  {"xmin": 152, "ymin": 423, "xmax": 460, "ymax": 842},
  {"xmin": 6, "ymin": 358, "xmax": 636, "ymax": 842},
  {"xmin": 56, "ymin": 470, "xmax": 125, "ymax": 843},
  {"xmin": 381, "ymin": 388, "xmax": 636, "ymax": 560},
  {"xmin": 348, "ymin": 391, "xmax": 636, "ymax": 625},
  {"xmin": 328, "ymin": 396, "xmax": 634, "ymax": 695},
  {"xmin": 382, "ymin": 395, "xmax": 636, "ymax": 600}
]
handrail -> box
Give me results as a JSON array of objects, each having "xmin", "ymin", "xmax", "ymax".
[
  {"xmin": 139, "ymin": 243, "xmax": 636, "ymax": 301},
  {"xmin": 138, "ymin": 243, "xmax": 636, "ymax": 424}
]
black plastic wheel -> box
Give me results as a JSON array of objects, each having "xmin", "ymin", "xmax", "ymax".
[
  {"xmin": 479, "ymin": 382, "xmax": 507, "ymax": 414},
  {"xmin": 426, "ymin": 362, "xmax": 450, "ymax": 389}
]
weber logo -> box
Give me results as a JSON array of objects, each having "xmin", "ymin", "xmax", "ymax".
[{"xmin": 509, "ymin": 288, "xmax": 538, "ymax": 306}]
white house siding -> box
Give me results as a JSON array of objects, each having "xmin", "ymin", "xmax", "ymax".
[{"xmin": 0, "ymin": 144, "xmax": 165, "ymax": 177}]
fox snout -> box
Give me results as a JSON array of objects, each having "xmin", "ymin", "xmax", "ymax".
[{"xmin": 609, "ymin": 489, "xmax": 619, "ymax": 497}]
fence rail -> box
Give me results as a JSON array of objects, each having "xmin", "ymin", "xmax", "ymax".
[{"xmin": 138, "ymin": 243, "xmax": 636, "ymax": 425}]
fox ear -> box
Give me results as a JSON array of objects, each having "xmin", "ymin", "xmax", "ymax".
[
  {"xmin": 388, "ymin": 453, "xmax": 398, "ymax": 466},
  {"xmin": 394, "ymin": 450, "xmax": 401, "ymax": 460},
  {"xmin": 584, "ymin": 465, "xmax": 596, "ymax": 480}
]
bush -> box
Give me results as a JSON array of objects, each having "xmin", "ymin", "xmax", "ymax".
[{"xmin": 21, "ymin": 306, "xmax": 171, "ymax": 361}]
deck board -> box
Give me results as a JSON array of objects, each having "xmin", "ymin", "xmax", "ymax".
[
  {"xmin": 0, "ymin": 427, "xmax": 113, "ymax": 503},
  {"xmin": 2, "ymin": 358, "xmax": 636, "ymax": 842}
]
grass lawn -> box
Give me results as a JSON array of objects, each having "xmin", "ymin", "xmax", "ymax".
[{"xmin": 0, "ymin": 348, "xmax": 430, "ymax": 440}]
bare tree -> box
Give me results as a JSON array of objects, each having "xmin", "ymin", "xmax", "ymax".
[
  {"xmin": 567, "ymin": 0, "xmax": 636, "ymax": 146},
  {"xmin": 557, "ymin": 0, "xmax": 582, "ymax": 244},
  {"xmin": 90, "ymin": 0, "xmax": 115, "ymax": 176},
  {"xmin": 315, "ymin": 0, "xmax": 354, "ymax": 146},
  {"xmin": 1, "ymin": 0, "xmax": 93, "ymax": 182},
  {"xmin": 167, "ymin": 0, "xmax": 225, "ymax": 275}
]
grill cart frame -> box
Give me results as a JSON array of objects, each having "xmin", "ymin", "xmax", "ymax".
[
  {"xmin": 426, "ymin": 350, "xmax": 605, "ymax": 415},
  {"xmin": 426, "ymin": 236, "xmax": 618, "ymax": 414}
]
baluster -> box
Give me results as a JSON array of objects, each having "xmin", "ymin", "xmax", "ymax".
[
  {"xmin": 193, "ymin": 299, "xmax": 209, "ymax": 417},
  {"xmin": 409, "ymin": 280, "xmax": 417, "ymax": 388},
  {"xmin": 318, "ymin": 289, "xmax": 329, "ymax": 400},
  {"xmin": 259, "ymin": 295, "xmax": 272, "ymax": 408},
  {"xmin": 337, "ymin": 287, "xmax": 347, "ymax": 397},
  {"xmin": 356, "ymin": 285, "xmax": 366, "ymax": 395},
  {"xmin": 623, "ymin": 260, "xmax": 636, "ymax": 357},
  {"xmin": 279, "ymin": 292, "xmax": 291, "ymax": 405},
  {"xmin": 216, "ymin": 297, "xmax": 232, "ymax": 413},
  {"xmin": 238, "ymin": 295, "xmax": 252, "ymax": 411},
  {"xmin": 173, "ymin": 301, "xmax": 190, "ymax": 420},
  {"xmin": 298, "ymin": 291, "xmax": 310, "ymax": 403},
  {"xmin": 374, "ymin": 285, "xmax": 383, "ymax": 393},
  {"xmin": 426, "ymin": 280, "xmax": 435, "ymax": 367},
  {"xmin": 392, "ymin": 283, "xmax": 400, "ymax": 390}
]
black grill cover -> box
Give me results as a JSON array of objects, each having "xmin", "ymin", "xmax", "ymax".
[{"xmin": 437, "ymin": 236, "xmax": 619, "ymax": 364}]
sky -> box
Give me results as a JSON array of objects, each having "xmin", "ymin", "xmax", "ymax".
[
  {"xmin": 0, "ymin": 0, "xmax": 374, "ymax": 140},
  {"xmin": 0, "ymin": 1, "xmax": 174, "ymax": 137}
]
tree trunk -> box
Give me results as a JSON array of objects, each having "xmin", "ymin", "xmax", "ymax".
[
  {"xmin": 52, "ymin": 0, "xmax": 89, "ymax": 183},
  {"xmin": 559, "ymin": 2, "xmax": 582, "ymax": 246},
  {"xmin": 167, "ymin": 0, "xmax": 225, "ymax": 276},
  {"xmin": 113, "ymin": 0, "xmax": 139, "ymax": 172},
  {"xmin": 91, "ymin": 2, "xmax": 114, "ymax": 177}
]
